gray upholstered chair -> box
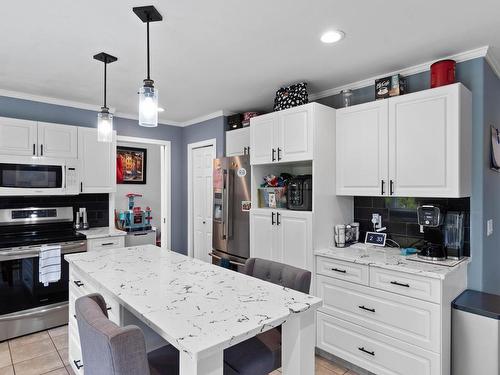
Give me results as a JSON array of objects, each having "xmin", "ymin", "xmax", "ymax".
[
  {"xmin": 223, "ymin": 258, "xmax": 312, "ymax": 375},
  {"xmin": 75, "ymin": 293, "xmax": 179, "ymax": 375}
]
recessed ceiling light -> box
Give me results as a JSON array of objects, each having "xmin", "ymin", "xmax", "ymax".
[
  {"xmin": 157, "ymin": 107, "xmax": 165, "ymax": 112},
  {"xmin": 320, "ymin": 30, "xmax": 345, "ymax": 44}
]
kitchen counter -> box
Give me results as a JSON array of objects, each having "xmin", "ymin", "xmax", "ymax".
[
  {"xmin": 65, "ymin": 245, "xmax": 321, "ymax": 363},
  {"xmin": 77, "ymin": 226, "xmax": 127, "ymax": 239},
  {"xmin": 315, "ymin": 243, "xmax": 470, "ymax": 280}
]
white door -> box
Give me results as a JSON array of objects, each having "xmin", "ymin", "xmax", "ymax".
[
  {"xmin": 250, "ymin": 209, "xmax": 276, "ymax": 261},
  {"xmin": 192, "ymin": 146, "xmax": 214, "ymax": 263},
  {"xmin": 38, "ymin": 122, "xmax": 78, "ymax": 159},
  {"xmin": 78, "ymin": 127, "xmax": 116, "ymax": 193},
  {"xmin": 0, "ymin": 117, "xmax": 38, "ymax": 156},
  {"xmin": 226, "ymin": 127, "xmax": 250, "ymax": 157},
  {"xmin": 250, "ymin": 113, "xmax": 277, "ymax": 165},
  {"xmin": 388, "ymin": 84, "xmax": 460, "ymax": 197},
  {"xmin": 277, "ymin": 211, "xmax": 312, "ymax": 271},
  {"xmin": 277, "ymin": 104, "xmax": 313, "ymax": 162},
  {"xmin": 336, "ymin": 101, "xmax": 389, "ymax": 196}
]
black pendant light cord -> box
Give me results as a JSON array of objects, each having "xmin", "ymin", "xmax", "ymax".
[
  {"xmin": 146, "ymin": 20, "xmax": 151, "ymax": 80},
  {"xmin": 103, "ymin": 60, "xmax": 107, "ymax": 108}
]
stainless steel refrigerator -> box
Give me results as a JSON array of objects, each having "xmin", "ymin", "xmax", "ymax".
[{"xmin": 211, "ymin": 155, "xmax": 251, "ymax": 270}]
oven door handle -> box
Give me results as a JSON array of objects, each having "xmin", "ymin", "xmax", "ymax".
[
  {"xmin": 0, "ymin": 241, "xmax": 86, "ymax": 259},
  {"xmin": 0, "ymin": 302, "xmax": 68, "ymax": 322},
  {"xmin": 0, "ymin": 250, "xmax": 40, "ymax": 257}
]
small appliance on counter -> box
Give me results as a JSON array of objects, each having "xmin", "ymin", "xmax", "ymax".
[
  {"xmin": 287, "ymin": 175, "xmax": 312, "ymax": 211},
  {"xmin": 117, "ymin": 193, "xmax": 152, "ymax": 232},
  {"xmin": 334, "ymin": 223, "xmax": 360, "ymax": 248}
]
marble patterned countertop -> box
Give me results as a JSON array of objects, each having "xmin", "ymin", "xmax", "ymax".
[
  {"xmin": 77, "ymin": 227, "xmax": 127, "ymax": 239},
  {"xmin": 65, "ymin": 245, "xmax": 322, "ymax": 358},
  {"xmin": 315, "ymin": 243, "xmax": 470, "ymax": 280}
]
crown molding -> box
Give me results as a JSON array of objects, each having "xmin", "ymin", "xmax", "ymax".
[
  {"xmin": 485, "ymin": 48, "xmax": 500, "ymax": 80},
  {"xmin": 309, "ymin": 46, "xmax": 490, "ymax": 100}
]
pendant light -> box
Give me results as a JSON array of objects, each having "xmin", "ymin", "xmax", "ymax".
[
  {"xmin": 94, "ymin": 52, "xmax": 118, "ymax": 142},
  {"xmin": 133, "ymin": 5, "xmax": 163, "ymax": 127}
]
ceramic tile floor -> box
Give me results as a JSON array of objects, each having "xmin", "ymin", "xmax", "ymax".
[{"xmin": 0, "ymin": 325, "xmax": 358, "ymax": 375}]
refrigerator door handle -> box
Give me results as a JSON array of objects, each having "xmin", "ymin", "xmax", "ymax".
[{"xmin": 223, "ymin": 169, "xmax": 233, "ymax": 239}]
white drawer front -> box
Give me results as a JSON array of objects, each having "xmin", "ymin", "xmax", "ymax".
[
  {"xmin": 317, "ymin": 312, "xmax": 440, "ymax": 375},
  {"xmin": 88, "ymin": 236, "xmax": 125, "ymax": 251},
  {"xmin": 370, "ymin": 267, "xmax": 441, "ymax": 303},
  {"xmin": 316, "ymin": 256, "xmax": 369, "ymax": 285},
  {"xmin": 69, "ymin": 268, "xmax": 98, "ymax": 297},
  {"xmin": 317, "ymin": 275, "xmax": 440, "ymax": 352}
]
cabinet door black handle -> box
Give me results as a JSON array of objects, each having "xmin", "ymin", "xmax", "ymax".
[
  {"xmin": 358, "ymin": 305, "xmax": 376, "ymax": 313},
  {"xmin": 331, "ymin": 268, "xmax": 347, "ymax": 274},
  {"xmin": 381, "ymin": 180, "xmax": 385, "ymax": 195},
  {"xmin": 33, "ymin": 143, "xmax": 36, "ymax": 155},
  {"xmin": 73, "ymin": 280, "xmax": 84, "ymax": 287},
  {"xmin": 390, "ymin": 180, "xmax": 394, "ymax": 195},
  {"xmin": 80, "ymin": 182, "xmax": 83, "ymax": 193},
  {"xmin": 271, "ymin": 212, "xmax": 275, "ymax": 225},
  {"xmin": 40, "ymin": 144, "xmax": 43, "ymax": 156},
  {"xmin": 272, "ymin": 148, "xmax": 276, "ymax": 162},
  {"xmin": 276, "ymin": 212, "xmax": 281, "ymax": 226},
  {"xmin": 243, "ymin": 147, "xmax": 247, "ymax": 155},
  {"xmin": 277, "ymin": 147, "xmax": 282, "ymax": 161},
  {"xmin": 74, "ymin": 360, "xmax": 84, "ymax": 370},
  {"xmin": 358, "ymin": 347, "xmax": 375, "ymax": 356},
  {"xmin": 390, "ymin": 281, "xmax": 410, "ymax": 288}
]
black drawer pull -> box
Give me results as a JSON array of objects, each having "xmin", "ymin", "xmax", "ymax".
[
  {"xmin": 73, "ymin": 280, "xmax": 84, "ymax": 287},
  {"xmin": 106, "ymin": 306, "xmax": 112, "ymax": 311},
  {"xmin": 331, "ymin": 268, "xmax": 347, "ymax": 273},
  {"xmin": 390, "ymin": 281, "xmax": 410, "ymax": 288},
  {"xmin": 133, "ymin": 233, "xmax": 148, "ymax": 236},
  {"xmin": 101, "ymin": 242, "xmax": 115, "ymax": 246},
  {"xmin": 358, "ymin": 305, "xmax": 375, "ymax": 313},
  {"xmin": 358, "ymin": 347, "xmax": 375, "ymax": 356},
  {"xmin": 74, "ymin": 360, "xmax": 84, "ymax": 369}
]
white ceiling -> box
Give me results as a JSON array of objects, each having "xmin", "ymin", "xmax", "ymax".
[{"xmin": 0, "ymin": 0, "xmax": 499, "ymax": 125}]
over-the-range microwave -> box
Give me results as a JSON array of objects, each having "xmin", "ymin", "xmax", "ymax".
[{"xmin": 0, "ymin": 156, "xmax": 79, "ymax": 195}]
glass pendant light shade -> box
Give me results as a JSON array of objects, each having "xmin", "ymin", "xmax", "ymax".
[
  {"xmin": 138, "ymin": 82, "xmax": 158, "ymax": 127},
  {"xmin": 97, "ymin": 108, "xmax": 113, "ymax": 143}
]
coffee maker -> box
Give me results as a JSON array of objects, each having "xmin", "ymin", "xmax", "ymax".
[{"xmin": 417, "ymin": 205, "xmax": 447, "ymax": 260}]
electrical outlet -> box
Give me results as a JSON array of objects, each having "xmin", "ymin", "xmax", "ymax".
[{"xmin": 487, "ymin": 219, "xmax": 494, "ymax": 236}]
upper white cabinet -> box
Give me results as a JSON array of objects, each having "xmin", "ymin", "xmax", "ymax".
[
  {"xmin": 0, "ymin": 117, "xmax": 38, "ymax": 156},
  {"xmin": 336, "ymin": 101, "xmax": 389, "ymax": 196},
  {"xmin": 0, "ymin": 117, "xmax": 77, "ymax": 158},
  {"xmin": 250, "ymin": 103, "xmax": 317, "ymax": 165},
  {"xmin": 336, "ymin": 83, "xmax": 472, "ymax": 198},
  {"xmin": 38, "ymin": 122, "xmax": 78, "ymax": 158},
  {"xmin": 78, "ymin": 127, "xmax": 116, "ymax": 194},
  {"xmin": 226, "ymin": 127, "xmax": 250, "ymax": 157}
]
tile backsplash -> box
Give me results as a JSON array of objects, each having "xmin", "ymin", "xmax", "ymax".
[
  {"xmin": 354, "ymin": 196, "xmax": 470, "ymax": 256},
  {"xmin": 0, "ymin": 194, "xmax": 109, "ymax": 228}
]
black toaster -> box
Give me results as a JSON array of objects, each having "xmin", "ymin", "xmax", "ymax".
[{"xmin": 287, "ymin": 175, "xmax": 312, "ymax": 211}]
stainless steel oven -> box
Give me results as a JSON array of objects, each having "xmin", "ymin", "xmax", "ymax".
[{"xmin": 0, "ymin": 207, "xmax": 87, "ymax": 341}]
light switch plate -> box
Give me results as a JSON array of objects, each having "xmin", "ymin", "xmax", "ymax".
[{"xmin": 487, "ymin": 219, "xmax": 494, "ymax": 236}]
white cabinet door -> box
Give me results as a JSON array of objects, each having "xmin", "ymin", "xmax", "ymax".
[
  {"xmin": 388, "ymin": 84, "xmax": 463, "ymax": 197},
  {"xmin": 78, "ymin": 127, "xmax": 116, "ymax": 193},
  {"xmin": 277, "ymin": 211, "xmax": 312, "ymax": 271},
  {"xmin": 38, "ymin": 122, "xmax": 78, "ymax": 159},
  {"xmin": 0, "ymin": 117, "xmax": 38, "ymax": 156},
  {"xmin": 277, "ymin": 105, "xmax": 313, "ymax": 162},
  {"xmin": 226, "ymin": 127, "xmax": 250, "ymax": 157},
  {"xmin": 250, "ymin": 113, "xmax": 277, "ymax": 165},
  {"xmin": 336, "ymin": 101, "xmax": 389, "ymax": 196},
  {"xmin": 250, "ymin": 209, "xmax": 277, "ymax": 261}
]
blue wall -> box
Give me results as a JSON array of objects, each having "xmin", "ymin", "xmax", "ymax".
[
  {"xmin": 318, "ymin": 57, "xmax": 491, "ymax": 291},
  {"xmin": 0, "ymin": 96, "xmax": 225, "ymax": 253}
]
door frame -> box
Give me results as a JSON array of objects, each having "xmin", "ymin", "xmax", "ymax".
[
  {"xmin": 187, "ymin": 138, "xmax": 217, "ymax": 258},
  {"xmin": 115, "ymin": 135, "xmax": 172, "ymax": 249}
]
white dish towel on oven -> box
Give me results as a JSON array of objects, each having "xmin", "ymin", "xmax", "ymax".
[{"xmin": 39, "ymin": 244, "xmax": 61, "ymax": 286}]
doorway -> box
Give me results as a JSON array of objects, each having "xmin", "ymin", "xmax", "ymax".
[
  {"xmin": 187, "ymin": 139, "xmax": 216, "ymax": 262},
  {"xmin": 113, "ymin": 136, "xmax": 171, "ymax": 248}
]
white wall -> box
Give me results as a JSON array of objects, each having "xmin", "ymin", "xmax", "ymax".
[{"xmin": 115, "ymin": 141, "xmax": 162, "ymax": 238}]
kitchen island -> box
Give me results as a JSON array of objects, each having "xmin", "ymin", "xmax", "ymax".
[{"xmin": 65, "ymin": 245, "xmax": 322, "ymax": 375}]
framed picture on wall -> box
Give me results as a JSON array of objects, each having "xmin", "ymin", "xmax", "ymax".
[{"xmin": 117, "ymin": 146, "xmax": 147, "ymax": 184}]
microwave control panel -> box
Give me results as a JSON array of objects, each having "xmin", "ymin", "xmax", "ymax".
[{"xmin": 65, "ymin": 160, "xmax": 80, "ymax": 195}]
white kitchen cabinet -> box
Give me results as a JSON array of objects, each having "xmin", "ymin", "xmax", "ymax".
[
  {"xmin": 250, "ymin": 209, "xmax": 312, "ymax": 271},
  {"xmin": 38, "ymin": 122, "xmax": 78, "ymax": 159},
  {"xmin": 0, "ymin": 117, "xmax": 38, "ymax": 156},
  {"xmin": 388, "ymin": 83, "xmax": 471, "ymax": 197},
  {"xmin": 78, "ymin": 127, "xmax": 116, "ymax": 193},
  {"xmin": 250, "ymin": 113, "xmax": 277, "ymax": 164},
  {"xmin": 226, "ymin": 127, "xmax": 250, "ymax": 157},
  {"xmin": 336, "ymin": 83, "xmax": 472, "ymax": 198},
  {"xmin": 336, "ymin": 100, "xmax": 389, "ymax": 196}
]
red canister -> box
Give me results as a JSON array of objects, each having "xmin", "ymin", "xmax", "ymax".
[{"xmin": 430, "ymin": 59, "xmax": 456, "ymax": 88}]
